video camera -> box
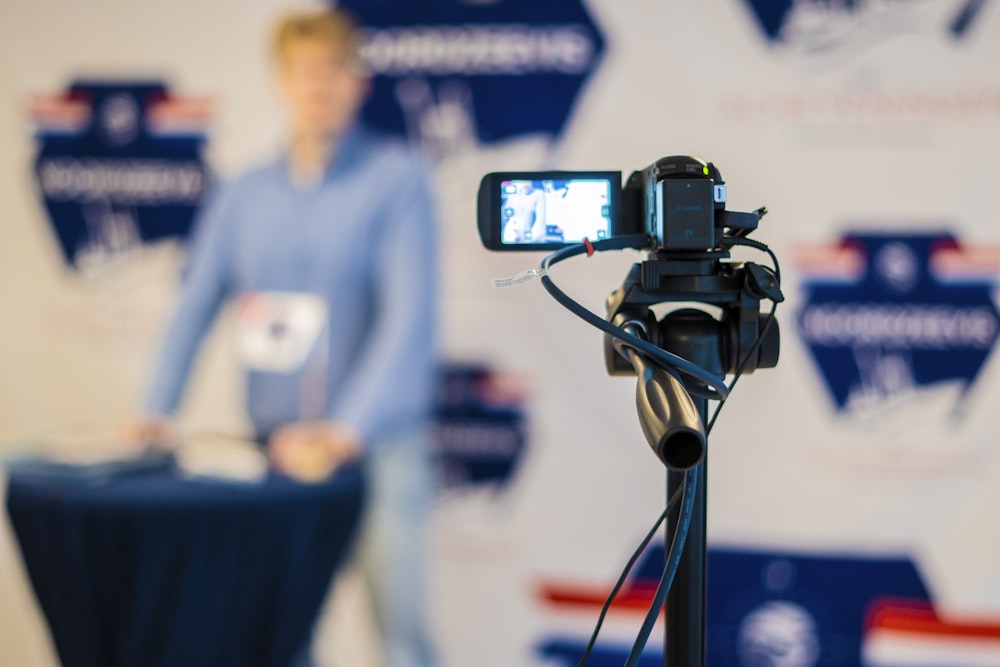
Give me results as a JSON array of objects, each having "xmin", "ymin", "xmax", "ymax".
[
  {"xmin": 477, "ymin": 155, "xmax": 761, "ymax": 253},
  {"xmin": 477, "ymin": 154, "xmax": 782, "ymax": 469}
]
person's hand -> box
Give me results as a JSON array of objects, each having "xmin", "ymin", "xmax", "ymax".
[
  {"xmin": 268, "ymin": 421, "xmax": 362, "ymax": 483},
  {"xmin": 122, "ymin": 417, "xmax": 177, "ymax": 453}
]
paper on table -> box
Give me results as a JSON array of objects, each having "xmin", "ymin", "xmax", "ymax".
[{"xmin": 174, "ymin": 435, "xmax": 268, "ymax": 484}]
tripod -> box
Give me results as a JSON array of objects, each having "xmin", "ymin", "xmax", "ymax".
[{"xmin": 605, "ymin": 251, "xmax": 781, "ymax": 666}]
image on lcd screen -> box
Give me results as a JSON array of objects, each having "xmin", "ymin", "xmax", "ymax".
[{"xmin": 500, "ymin": 179, "xmax": 612, "ymax": 245}]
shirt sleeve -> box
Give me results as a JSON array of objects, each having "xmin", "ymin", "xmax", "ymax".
[
  {"xmin": 326, "ymin": 156, "xmax": 439, "ymax": 447},
  {"xmin": 144, "ymin": 185, "xmax": 236, "ymax": 416}
]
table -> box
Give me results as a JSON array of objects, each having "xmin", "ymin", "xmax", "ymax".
[{"xmin": 5, "ymin": 460, "xmax": 365, "ymax": 667}]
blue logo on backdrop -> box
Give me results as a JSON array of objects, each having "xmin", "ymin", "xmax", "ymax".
[
  {"xmin": 536, "ymin": 542, "xmax": 1000, "ymax": 664},
  {"xmin": 433, "ymin": 363, "xmax": 528, "ymax": 492},
  {"xmin": 797, "ymin": 232, "xmax": 1000, "ymax": 413},
  {"xmin": 336, "ymin": 0, "xmax": 605, "ymax": 153},
  {"xmin": 31, "ymin": 81, "xmax": 211, "ymax": 269},
  {"xmin": 742, "ymin": 0, "xmax": 988, "ymax": 50},
  {"xmin": 534, "ymin": 545, "xmax": 932, "ymax": 666},
  {"xmin": 707, "ymin": 548, "xmax": 931, "ymax": 667}
]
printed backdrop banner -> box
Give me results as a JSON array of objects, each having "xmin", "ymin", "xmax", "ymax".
[
  {"xmin": 1, "ymin": 1, "xmax": 1000, "ymax": 666},
  {"xmin": 339, "ymin": 0, "xmax": 605, "ymax": 150},
  {"xmin": 32, "ymin": 80, "xmax": 210, "ymax": 269}
]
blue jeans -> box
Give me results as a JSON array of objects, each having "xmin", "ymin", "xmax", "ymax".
[
  {"xmin": 357, "ymin": 432, "xmax": 437, "ymax": 667},
  {"xmin": 292, "ymin": 430, "xmax": 437, "ymax": 667}
]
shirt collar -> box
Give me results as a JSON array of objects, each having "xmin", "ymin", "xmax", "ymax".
[{"xmin": 281, "ymin": 123, "xmax": 368, "ymax": 188}]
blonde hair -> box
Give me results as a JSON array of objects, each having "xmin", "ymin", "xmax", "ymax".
[{"xmin": 271, "ymin": 8, "xmax": 361, "ymax": 60}]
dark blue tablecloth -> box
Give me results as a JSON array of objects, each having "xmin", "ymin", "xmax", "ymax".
[{"xmin": 5, "ymin": 461, "xmax": 365, "ymax": 667}]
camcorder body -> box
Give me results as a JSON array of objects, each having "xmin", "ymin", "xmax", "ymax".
[{"xmin": 477, "ymin": 155, "xmax": 731, "ymax": 253}]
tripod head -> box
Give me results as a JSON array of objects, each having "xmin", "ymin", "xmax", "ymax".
[
  {"xmin": 604, "ymin": 245, "xmax": 783, "ymax": 469},
  {"xmin": 606, "ymin": 249, "xmax": 782, "ymax": 376}
]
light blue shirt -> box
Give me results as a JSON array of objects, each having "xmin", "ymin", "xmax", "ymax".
[{"xmin": 146, "ymin": 126, "xmax": 438, "ymax": 445}]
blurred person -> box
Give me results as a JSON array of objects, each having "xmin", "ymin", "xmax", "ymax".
[
  {"xmin": 134, "ymin": 8, "xmax": 438, "ymax": 667},
  {"xmin": 500, "ymin": 181, "xmax": 544, "ymax": 243}
]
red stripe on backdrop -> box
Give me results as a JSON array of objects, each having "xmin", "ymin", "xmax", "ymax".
[
  {"xmin": 866, "ymin": 597, "xmax": 1000, "ymax": 640},
  {"xmin": 537, "ymin": 582, "xmax": 659, "ymax": 613}
]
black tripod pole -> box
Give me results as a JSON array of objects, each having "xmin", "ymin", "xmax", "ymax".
[
  {"xmin": 664, "ymin": 400, "xmax": 708, "ymax": 666},
  {"xmin": 659, "ymin": 311, "xmax": 723, "ymax": 666}
]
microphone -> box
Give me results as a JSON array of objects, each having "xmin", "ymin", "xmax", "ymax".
[{"xmin": 630, "ymin": 351, "xmax": 706, "ymax": 470}]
